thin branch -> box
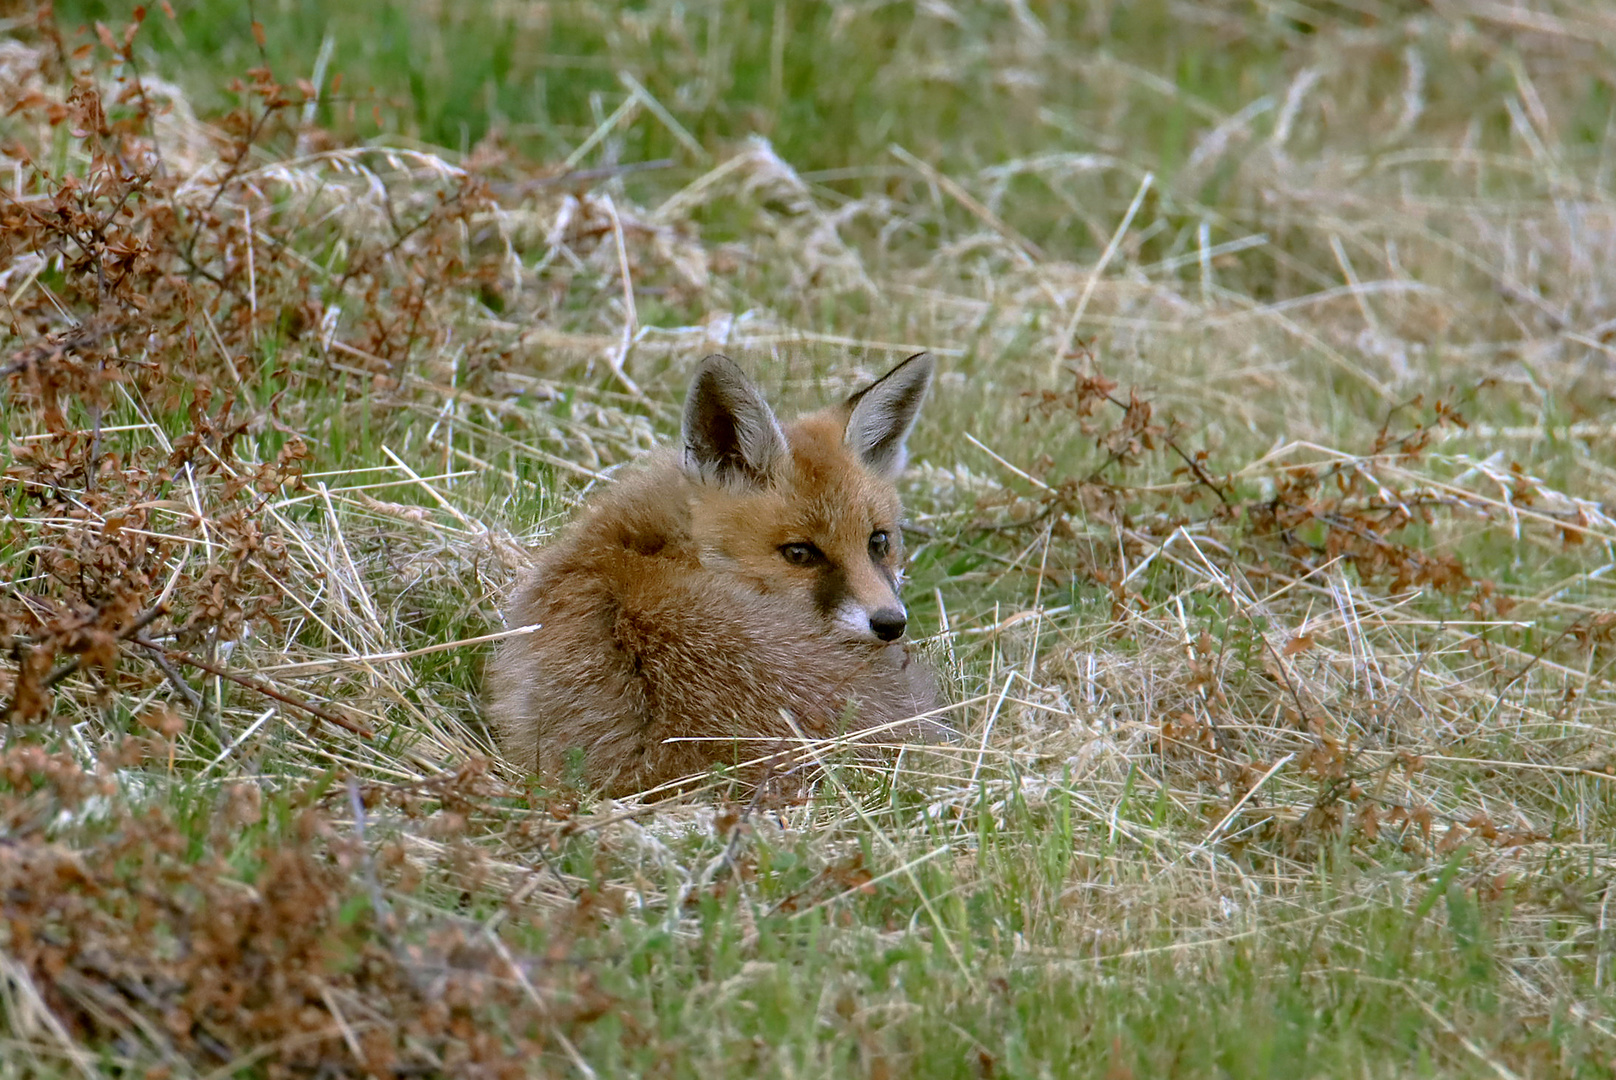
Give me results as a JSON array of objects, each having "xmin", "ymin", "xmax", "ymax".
[
  {"xmin": 2, "ymin": 605, "xmax": 170, "ymax": 720},
  {"xmin": 133, "ymin": 637, "xmax": 374, "ymax": 738}
]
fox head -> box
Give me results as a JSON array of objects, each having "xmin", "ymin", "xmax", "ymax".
[{"xmin": 680, "ymin": 352, "xmax": 934, "ymax": 644}]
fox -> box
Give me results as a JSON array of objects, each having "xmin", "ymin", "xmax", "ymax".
[{"xmin": 484, "ymin": 351, "xmax": 945, "ymax": 796}]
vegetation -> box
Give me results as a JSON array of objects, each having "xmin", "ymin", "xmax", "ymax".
[{"xmin": 3, "ymin": 0, "xmax": 1615, "ymax": 1074}]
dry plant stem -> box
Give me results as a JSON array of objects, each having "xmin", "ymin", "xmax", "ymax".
[
  {"xmin": 333, "ymin": 180, "xmax": 476, "ymax": 298},
  {"xmin": 487, "ymin": 157, "xmax": 676, "ymax": 198},
  {"xmin": 146, "ymin": 648, "xmax": 205, "ymax": 711},
  {"xmin": 345, "ymin": 778, "xmax": 395, "ymax": 930},
  {"xmin": 181, "ymin": 101, "xmax": 278, "ymax": 279},
  {"xmin": 779, "ymin": 712, "xmax": 974, "ymax": 986},
  {"xmin": 133, "ymin": 638, "xmax": 374, "ymax": 738},
  {"xmin": 2, "ymin": 605, "xmax": 170, "ymax": 720}
]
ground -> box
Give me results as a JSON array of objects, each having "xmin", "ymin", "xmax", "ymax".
[{"xmin": 2, "ymin": 1, "xmax": 1615, "ymax": 1076}]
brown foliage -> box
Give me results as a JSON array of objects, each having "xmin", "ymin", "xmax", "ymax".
[
  {"xmin": 1020, "ymin": 362, "xmax": 1487, "ymax": 601},
  {"xmin": 0, "ymin": 8, "xmax": 496, "ymax": 724},
  {"xmin": 1005, "ymin": 358, "xmax": 1594, "ymax": 858},
  {"xmin": 0, "ymin": 744, "xmax": 608, "ymax": 1075},
  {"xmin": 0, "ymin": 13, "xmax": 669, "ymax": 1068}
]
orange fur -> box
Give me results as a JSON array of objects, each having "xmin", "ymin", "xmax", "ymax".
[{"xmin": 484, "ymin": 354, "xmax": 944, "ymax": 795}]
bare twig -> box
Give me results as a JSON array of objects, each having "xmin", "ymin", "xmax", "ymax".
[
  {"xmin": 133, "ymin": 638, "xmax": 374, "ymax": 738},
  {"xmin": 2, "ymin": 605, "xmax": 169, "ymax": 720}
]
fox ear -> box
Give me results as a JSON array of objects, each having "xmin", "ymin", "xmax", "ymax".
[
  {"xmin": 682, "ymin": 354, "xmax": 788, "ymax": 487},
  {"xmin": 843, "ymin": 352, "xmax": 934, "ymax": 479}
]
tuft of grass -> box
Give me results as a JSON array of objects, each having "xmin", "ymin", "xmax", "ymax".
[{"xmin": 4, "ymin": 0, "xmax": 1616, "ymax": 1075}]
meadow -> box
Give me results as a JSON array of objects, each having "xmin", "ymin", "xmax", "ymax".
[{"xmin": 2, "ymin": 0, "xmax": 1615, "ymax": 1075}]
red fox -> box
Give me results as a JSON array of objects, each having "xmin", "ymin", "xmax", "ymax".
[{"xmin": 485, "ymin": 352, "xmax": 944, "ymax": 795}]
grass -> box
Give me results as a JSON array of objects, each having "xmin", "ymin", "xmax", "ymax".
[{"xmin": 4, "ymin": 0, "xmax": 1616, "ymax": 1075}]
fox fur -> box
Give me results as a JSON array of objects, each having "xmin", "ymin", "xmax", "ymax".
[{"xmin": 485, "ymin": 352, "xmax": 944, "ymax": 796}]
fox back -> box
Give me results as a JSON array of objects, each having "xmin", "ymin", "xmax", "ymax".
[{"xmin": 485, "ymin": 352, "xmax": 943, "ymax": 795}]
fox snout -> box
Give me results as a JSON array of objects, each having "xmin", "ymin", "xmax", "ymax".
[
  {"xmin": 832, "ymin": 596, "xmax": 908, "ymax": 642},
  {"xmin": 817, "ymin": 553, "xmax": 912, "ymax": 643},
  {"xmin": 869, "ymin": 607, "xmax": 907, "ymax": 641}
]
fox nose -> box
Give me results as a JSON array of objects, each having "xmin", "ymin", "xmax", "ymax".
[{"xmin": 869, "ymin": 608, "xmax": 907, "ymax": 642}]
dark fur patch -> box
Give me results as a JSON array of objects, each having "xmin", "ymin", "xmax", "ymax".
[
  {"xmin": 873, "ymin": 557, "xmax": 897, "ymax": 591},
  {"xmin": 625, "ymin": 531, "xmax": 667, "ymax": 556},
  {"xmin": 812, "ymin": 563, "xmax": 852, "ymax": 618}
]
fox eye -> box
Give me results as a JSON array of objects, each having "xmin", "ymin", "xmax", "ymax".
[
  {"xmin": 868, "ymin": 530, "xmax": 891, "ymax": 559},
  {"xmin": 779, "ymin": 542, "xmax": 824, "ymax": 566}
]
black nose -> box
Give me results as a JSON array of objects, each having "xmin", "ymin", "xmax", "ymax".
[{"xmin": 869, "ymin": 608, "xmax": 907, "ymax": 642}]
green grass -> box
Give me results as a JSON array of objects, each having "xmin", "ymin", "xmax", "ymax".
[{"xmin": 5, "ymin": 0, "xmax": 1616, "ymax": 1076}]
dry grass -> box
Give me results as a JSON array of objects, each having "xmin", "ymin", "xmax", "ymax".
[{"xmin": 3, "ymin": 1, "xmax": 1616, "ymax": 1075}]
